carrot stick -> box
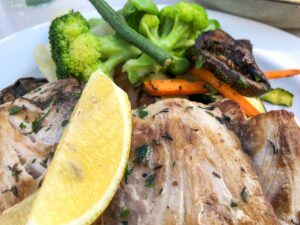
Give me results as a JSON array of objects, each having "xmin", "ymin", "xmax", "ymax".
[
  {"xmin": 265, "ymin": 69, "xmax": 300, "ymax": 79},
  {"xmin": 144, "ymin": 79, "xmax": 209, "ymax": 96},
  {"xmin": 190, "ymin": 68, "xmax": 260, "ymax": 117}
]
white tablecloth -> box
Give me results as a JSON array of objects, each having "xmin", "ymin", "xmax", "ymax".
[{"xmin": 0, "ymin": 0, "xmax": 299, "ymax": 39}]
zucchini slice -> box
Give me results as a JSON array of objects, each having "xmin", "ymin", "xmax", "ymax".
[
  {"xmin": 245, "ymin": 97, "xmax": 266, "ymax": 113},
  {"xmin": 261, "ymin": 88, "xmax": 293, "ymax": 107}
]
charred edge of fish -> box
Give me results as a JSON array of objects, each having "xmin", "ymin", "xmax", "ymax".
[
  {"xmin": 0, "ymin": 77, "xmax": 47, "ymax": 105},
  {"xmin": 188, "ymin": 29, "xmax": 271, "ymax": 97},
  {"xmin": 267, "ymin": 139, "xmax": 279, "ymax": 155}
]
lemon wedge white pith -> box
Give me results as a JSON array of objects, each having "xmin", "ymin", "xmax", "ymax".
[{"xmin": 26, "ymin": 70, "xmax": 132, "ymax": 225}]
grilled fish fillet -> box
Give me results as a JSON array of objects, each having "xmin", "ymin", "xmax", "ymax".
[
  {"xmin": 98, "ymin": 98, "xmax": 279, "ymax": 225},
  {"xmin": 0, "ymin": 78, "xmax": 82, "ymax": 213},
  {"xmin": 239, "ymin": 110, "xmax": 300, "ymax": 225}
]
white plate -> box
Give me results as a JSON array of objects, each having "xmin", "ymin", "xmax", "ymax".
[{"xmin": 0, "ymin": 8, "xmax": 300, "ymax": 117}]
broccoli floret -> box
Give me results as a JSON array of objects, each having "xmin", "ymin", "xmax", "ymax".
[
  {"xmin": 122, "ymin": 0, "xmax": 159, "ymax": 31},
  {"xmin": 159, "ymin": 2, "xmax": 209, "ymax": 49},
  {"xmin": 49, "ymin": 11, "xmax": 140, "ymax": 81},
  {"xmin": 49, "ymin": 11, "xmax": 88, "ymax": 79},
  {"xmin": 123, "ymin": 54, "xmax": 162, "ymax": 84},
  {"xmin": 68, "ymin": 32, "xmax": 101, "ymax": 80},
  {"xmin": 123, "ymin": 2, "xmax": 209, "ymax": 83}
]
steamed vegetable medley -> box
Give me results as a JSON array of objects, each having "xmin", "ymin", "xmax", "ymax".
[{"xmin": 36, "ymin": 0, "xmax": 298, "ymax": 117}]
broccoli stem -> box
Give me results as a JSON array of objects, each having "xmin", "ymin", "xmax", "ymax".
[{"xmin": 88, "ymin": 0, "xmax": 172, "ymax": 67}]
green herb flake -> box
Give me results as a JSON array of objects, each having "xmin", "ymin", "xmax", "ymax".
[
  {"xmin": 172, "ymin": 161, "xmax": 176, "ymax": 167},
  {"xmin": 145, "ymin": 174, "xmax": 156, "ymax": 188},
  {"xmin": 10, "ymin": 185, "xmax": 18, "ymax": 197},
  {"xmin": 237, "ymin": 77, "xmax": 249, "ymax": 89},
  {"xmin": 253, "ymin": 73, "xmax": 262, "ymax": 82},
  {"xmin": 120, "ymin": 221, "xmax": 128, "ymax": 225},
  {"xmin": 45, "ymin": 125, "xmax": 52, "ymax": 132},
  {"xmin": 31, "ymin": 159, "xmax": 36, "ymax": 164},
  {"xmin": 134, "ymin": 144, "xmax": 150, "ymax": 164},
  {"xmin": 230, "ymin": 200, "xmax": 238, "ymax": 208},
  {"xmin": 32, "ymin": 110, "xmax": 50, "ymax": 133},
  {"xmin": 215, "ymin": 67, "xmax": 222, "ymax": 76},
  {"xmin": 9, "ymin": 106, "xmax": 24, "ymax": 115},
  {"xmin": 8, "ymin": 163, "xmax": 22, "ymax": 182},
  {"xmin": 61, "ymin": 120, "xmax": 69, "ymax": 127},
  {"xmin": 204, "ymin": 84, "xmax": 218, "ymax": 95},
  {"xmin": 40, "ymin": 157, "xmax": 48, "ymax": 169},
  {"xmin": 33, "ymin": 87, "xmax": 42, "ymax": 93},
  {"xmin": 241, "ymin": 187, "xmax": 248, "ymax": 203},
  {"xmin": 19, "ymin": 122, "xmax": 27, "ymax": 129},
  {"xmin": 152, "ymin": 139, "xmax": 161, "ymax": 145},
  {"xmin": 2, "ymin": 185, "xmax": 18, "ymax": 197},
  {"xmin": 137, "ymin": 106, "xmax": 148, "ymax": 119},
  {"xmin": 195, "ymin": 55, "xmax": 205, "ymax": 69},
  {"xmin": 124, "ymin": 164, "xmax": 133, "ymax": 184},
  {"xmin": 120, "ymin": 209, "xmax": 130, "ymax": 218}
]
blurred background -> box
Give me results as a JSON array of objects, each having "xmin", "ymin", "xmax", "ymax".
[{"xmin": 0, "ymin": 0, "xmax": 299, "ymax": 39}]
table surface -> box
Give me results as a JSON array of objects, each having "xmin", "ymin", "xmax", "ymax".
[{"xmin": 0, "ymin": 0, "xmax": 299, "ymax": 39}]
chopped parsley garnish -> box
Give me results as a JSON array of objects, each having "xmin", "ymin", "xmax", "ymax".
[
  {"xmin": 8, "ymin": 163, "xmax": 22, "ymax": 182},
  {"xmin": 45, "ymin": 125, "xmax": 52, "ymax": 132},
  {"xmin": 9, "ymin": 106, "xmax": 24, "ymax": 115},
  {"xmin": 159, "ymin": 188, "xmax": 163, "ymax": 195},
  {"xmin": 204, "ymin": 84, "xmax": 218, "ymax": 95},
  {"xmin": 33, "ymin": 87, "xmax": 42, "ymax": 93},
  {"xmin": 152, "ymin": 139, "xmax": 161, "ymax": 145},
  {"xmin": 32, "ymin": 110, "xmax": 50, "ymax": 133},
  {"xmin": 134, "ymin": 144, "xmax": 150, "ymax": 164},
  {"xmin": 19, "ymin": 122, "xmax": 26, "ymax": 129},
  {"xmin": 61, "ymin": 120, "xmax": 69, "ymax": 127},
  {"xmin": 215, "ymin": 67, "xmax": 222, "ymax": 76},
  {"xmin": 267, "ymin": 139, "xmax": 278, "ymax": 155},
  {"xmin": 241, "ymin": 187, "xmax": 248, "ymax": 203},
  {"xmin": 40, "ymin": 157, "xmax": 48, "ymax": 169},
  {"xmin": 120, "ymin": 209, "xmax": 130, "ymax": 218},
  {"xmin": 145, "ymin": 174, "xmax": 156, "ymax": 188},
  {"xmin": 2, "ymin": 185, "xmax": 18, "ymax": 197},
  {"xmin": 137, "ymin": 106, "xmax": 148, "ymax": 119},
  {"xmin": 172, "ymin": 161, "xmax": 176, "ymax": 167},
  {"xmin": 31, "ymin": 158, "xmax": 36, "ymax": 164},
  {"xmin": 237, "ymin": 77, "xmax": 249, "ymax": 89},
  {"xmin": 120, "ymin": 221, "xmax": 128, "ymax": 225},
  {"xmin": 124, "ymin": 165, "xmax": 133, "ymax": 184},
  {"xmin": 195, "ymin": 55, "xmax": 205, "ymax": 69},
  {"xmin": 230, "ymin": 200, "xmax": 238, "ymax": 208}
]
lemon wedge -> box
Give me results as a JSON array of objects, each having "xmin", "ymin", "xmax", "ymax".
[
  {"xmin": 25, "ymin": 70, "xmax": 132, "ymax": 225},
  {"xmin": 0, "ymin": 193, "xmax": 36, "ymax": 225}
]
